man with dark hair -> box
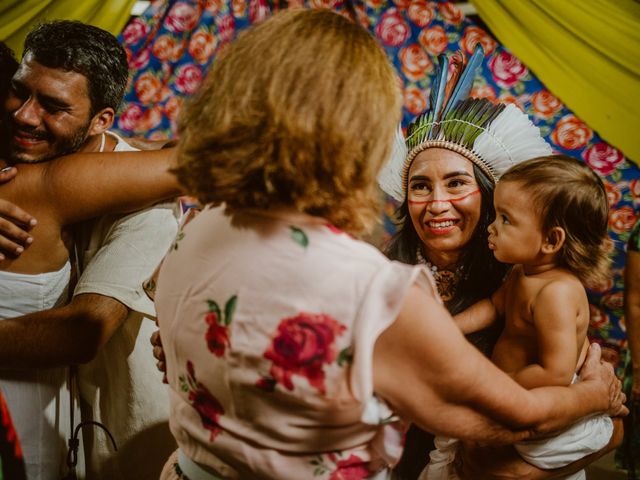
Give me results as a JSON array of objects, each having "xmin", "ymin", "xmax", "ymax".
[
  {"xmin": 0, "ymin": 21, "xmax": 177, "ymax": 480},
  {"xmin": 6, "ymin": 20, "xmax": 129, "ymax": 163}
]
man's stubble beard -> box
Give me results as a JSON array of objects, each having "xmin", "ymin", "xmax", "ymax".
[{"xmin": 8, "ymin": 119, "xmax": 92, "ymax": 164}]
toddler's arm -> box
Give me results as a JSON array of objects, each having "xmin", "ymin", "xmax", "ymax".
[{"xmin": 454, "ymin": 283, "xmax": 505, "ymax": 334}]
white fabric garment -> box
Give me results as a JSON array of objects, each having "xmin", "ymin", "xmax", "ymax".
[
  {"xmin": 0, "ymin": 261, "xmax": 73, "ymax": 480},
  {"xmin": 514, "ymin": 414, "xmax": 613, "ymax": 480},
  {"xmin": 74, "ymin": 131, "xmax": 179, "ymax": 480},
  {"xmin": 419, "ymin": 436, "xmax": 460, "ymax": 480},
  {"xmin": 421, "ymin": 375, "xmax": 613, "ymax": 480}
]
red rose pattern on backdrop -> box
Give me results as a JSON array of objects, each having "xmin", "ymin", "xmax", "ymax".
[{"xmin": 116, "ymin": 0, "xmax": 639, "ymax": 385}]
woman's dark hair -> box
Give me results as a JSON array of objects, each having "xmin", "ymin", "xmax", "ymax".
[
  {"xmin": 0, "ymin": 41, "xmax": 18, "ymax": 104},
  {"xmin": 0, "ymin": 42, "xmax": 19, "ymax": 155},
  {"xmin": 385, "ymin": 163, "xmax": 508, "ymax": 315}
]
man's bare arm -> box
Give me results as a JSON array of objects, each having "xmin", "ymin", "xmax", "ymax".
[
  {"xmin": 0, "ymin": 148, "xmax": 181, "ymax": 256},
  {"xmin": 0, "ymin": 293, "xmax": 127, "ymax": 367}
]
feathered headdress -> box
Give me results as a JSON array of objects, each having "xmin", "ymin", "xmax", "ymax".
[{"xmin": 378, "ymin": 45, "xmax": 552, "ymax": 202}]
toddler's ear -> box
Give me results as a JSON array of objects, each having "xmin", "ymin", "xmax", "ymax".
[{"xmin": 541, "ymin": 226, "xmax": 566, "ymax": 255}]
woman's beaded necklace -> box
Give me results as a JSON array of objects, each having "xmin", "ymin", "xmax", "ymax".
[{"xmin": 416, "ymin": 248, "xmax": 463, "ymax": 302}]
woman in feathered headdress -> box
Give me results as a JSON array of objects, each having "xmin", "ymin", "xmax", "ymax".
[{"xmin": 378, "ymin": 46, "xmax": 621, "ymax": 478}]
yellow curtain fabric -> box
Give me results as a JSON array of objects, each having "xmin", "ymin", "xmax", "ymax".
[
  {"xmin": 470, "ymin": 0, "xmax": 640, "ymax": 165},
  {"xmin": 0, "ymin": 0, "xmax": 137, "ymax": 56}
]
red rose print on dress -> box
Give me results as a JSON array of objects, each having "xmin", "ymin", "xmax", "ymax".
[
  {"xmin": 582, "ymin": 142, "xmax": 624, "ymax": 176},
  {"xmin": 376, "ymin": 10, "xmax": 410, "ymax": 47},
  {"xmin": 329, "ymin": 455, "xmax": 369, "ymax": 480},
  {"xmin": 257, "ymin": 312, "xmax": 346, "ymax": 394},
  {"xmin": 489, "ymin": 51, "xmax": 528, "ymax": 88},
  {"xmin": 311, "ymin": 452, "xmax": 369, "ymax": 479},
  {"xmin": 179, "ymin": 361, "xmax": 225, "ymax": 441},
  {"xmin": 204, "ymin": 296, "xmax": 237, "ymax": 357}
]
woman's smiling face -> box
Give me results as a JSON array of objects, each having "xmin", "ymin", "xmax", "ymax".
[{"xmin": 407, "ymin": 148, "xmax": 482, "ymax": 266}]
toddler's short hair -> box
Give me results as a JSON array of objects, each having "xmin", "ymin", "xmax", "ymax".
[{"xmin": 500, "ymin": 155, "xmax": 610, "ymax": 286}]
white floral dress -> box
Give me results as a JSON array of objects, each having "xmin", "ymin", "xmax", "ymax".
[{"xmin": 155, "ymin": 207, "xmax": 437, "ymax": 479}]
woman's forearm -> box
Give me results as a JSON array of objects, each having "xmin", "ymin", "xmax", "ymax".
[
  {"xmin": 374, "ymin": 286, "xmax": 625, "ymax": 443},
  {"xmin": 459, "ymin": 418, "xmax": 623, "ymax": 479}
]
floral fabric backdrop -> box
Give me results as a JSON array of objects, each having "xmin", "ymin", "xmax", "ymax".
[{"xmin": 116, "ymin": 0, "xmax": 639, "ymax": 379}]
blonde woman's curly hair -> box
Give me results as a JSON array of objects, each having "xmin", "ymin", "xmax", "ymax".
[
  {"xmin": 173, "ymin": 9, "xmax": 402, "ymax": 233},
  {"xmin": 500, "ymin": 155, "xmax": 611, "ymax": 287}
]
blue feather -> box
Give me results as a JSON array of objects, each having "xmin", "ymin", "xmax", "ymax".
[
  {"xmin": 442, "ymin": 44, "xmax": 484, "ymax": 118},
  {"xmin": 427, "ymin": 55, "xmax": 448, "ymax": 138}
]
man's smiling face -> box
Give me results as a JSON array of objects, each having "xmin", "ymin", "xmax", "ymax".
[{"xmin": 4, "ymin": 52, "xmax": 93, "ymax": 163}]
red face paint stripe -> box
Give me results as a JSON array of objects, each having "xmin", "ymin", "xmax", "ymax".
[{"xmin": 408, "ymin": 188, "xmax": 480, "ymax": 205}]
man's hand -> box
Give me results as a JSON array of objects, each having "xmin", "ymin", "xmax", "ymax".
[
  {"xmin": 0, "ymin": 166, "xmax": 37, "ymax": 258},
  {"xmin": 578, "ymin": 343, "xmax": 628, "ymax": 417},
  {"xmin": 150, "ymin": 329, "xmax": 167, "ymax": 384}
]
